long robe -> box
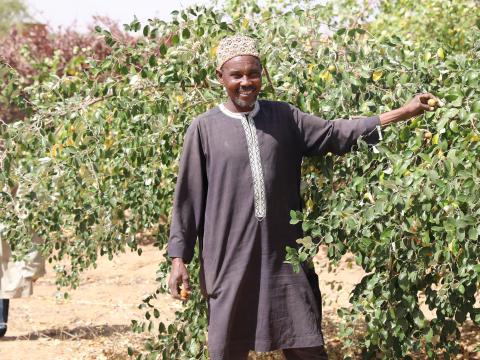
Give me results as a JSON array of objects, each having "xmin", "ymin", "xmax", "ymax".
[{"xmin": 167, "ymin": 100, "xmax": 380, "ymax": 359}]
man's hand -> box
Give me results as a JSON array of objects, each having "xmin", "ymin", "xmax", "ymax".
[
  {"xmin": 379, "ymin": 93, "xmax": 440, "ymax": 126},
  {"xmin": 402, "ymin": 93, "xmax": 440, "ymax": 117},
  {"xmin": 168, "ymin": 257, "xmax": 191, "ymax": 300}
]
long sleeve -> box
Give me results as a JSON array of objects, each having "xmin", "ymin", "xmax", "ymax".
[
  {"xmin": 289, "ymin": 105, "xmax": 381, "ymax": 157},
  {"xmin": 167, "ymin": 119, "xmax": 208, "ymax": 263},
  {"xmin": 0, "ymin": 232, "xmax": 45, "ymax": 298},
  {"xmin": 22, "ymin": 233, "xmax": 46, "ymax": 280}
]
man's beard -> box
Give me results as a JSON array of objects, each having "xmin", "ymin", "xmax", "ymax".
[{"xmin": 232, "ymin": 95, "xmax": 256, "ymax": 110}]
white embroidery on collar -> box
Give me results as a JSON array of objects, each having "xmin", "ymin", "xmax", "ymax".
[
  {"xmin": 218, "ymin": 101, "xmax": 260, "ymax": 119},
  {"xmin": 218, "ymin": 101, "xmax": 266, "ymax": 221},
  {"xmin": 240, "ymin": 112, "xmax": 266, "ymax": 221}
]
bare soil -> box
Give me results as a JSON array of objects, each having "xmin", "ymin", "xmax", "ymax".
[{"xmin": 0, "ymin": 245, "xmax": 478, "ymax": 360}]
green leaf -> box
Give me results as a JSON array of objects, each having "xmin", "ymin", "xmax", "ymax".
[
  {"xmin": 160, "ymin": 44, "xmax": 167, "ymax": 56},
  {"xmin": 324, "ymin": 234, "xmax": 333, "ymax": 244},
  {"xmin": 290, "ymin": 210, "xmax": 300, "ymax": 224},
  {"xmin": 149, "ymin": 55, "xmax": 157, "ymax": 67},
  {"xmin": 449, "ymin": 120, "xmax": 459, "ymax": 132},
  {"xmin": 172, "ymin": 34, "xmax": 180, "ymax": 45},
  {"xmin": 143, "ymin": 25, "xmax": 150, "ymax": 37},
  {"xmin": 158, "ymin": 322, "xmax": 166, "ymax": 333}
]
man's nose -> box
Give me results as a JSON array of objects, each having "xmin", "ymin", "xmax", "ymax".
[{"xmin": 240, "ymin": 75, "xmax": 252, "ymax": 86}]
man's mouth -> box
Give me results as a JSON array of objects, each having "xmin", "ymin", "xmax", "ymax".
[{"xmin": 239, "ymin": 88, "xmax": 256, "ymax": 96}]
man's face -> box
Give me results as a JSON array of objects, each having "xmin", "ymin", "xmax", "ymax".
[{"xmin": 216, "ymin": 55, "xmax": 262, "ymax": 111}]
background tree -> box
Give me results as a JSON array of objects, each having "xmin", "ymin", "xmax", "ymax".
[
  {"xmin": 0, "ymin": 16, "xmax": 133, "ymax": 123},
  {"xmin": 0, "ymin": 0, "xmax": 29, "ymax": 36}
]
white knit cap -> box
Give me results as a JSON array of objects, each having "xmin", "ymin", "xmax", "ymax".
[{"xmin": 216, "ymin": 35, "xmax": 260, "ymax": 70}]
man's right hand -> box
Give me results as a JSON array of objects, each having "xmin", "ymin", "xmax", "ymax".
[{"xmin": 168, "ymin": 257, "xmax": 190, "ymax": 300}]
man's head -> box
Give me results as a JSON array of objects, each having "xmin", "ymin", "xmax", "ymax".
[{"xmin": 215, "ymin": 35, "xmax": 262, "ymax": 112}]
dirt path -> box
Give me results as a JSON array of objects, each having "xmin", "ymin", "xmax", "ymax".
[
  {"xmin": 0, "ymin": 246, "xmax": 178, "ymax": 360},
  {"xmin": 0, "ymin": 245, "xmax": 478, "ymax": 359}
]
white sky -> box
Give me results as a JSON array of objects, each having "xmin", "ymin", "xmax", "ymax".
[{"xmin": 25, "ymin": 0, "xmax": 215, "ymax": 31}]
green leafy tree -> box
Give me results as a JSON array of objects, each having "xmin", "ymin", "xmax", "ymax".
[{"xmin": 1, "ymin": 0, "xmax": 479, "ymax": 359}]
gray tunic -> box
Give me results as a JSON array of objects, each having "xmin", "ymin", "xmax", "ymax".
[{"xmin": 168, "ymin": 100, "xmax": 380, "ymax": 359}]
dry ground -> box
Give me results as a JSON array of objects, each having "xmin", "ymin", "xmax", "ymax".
[{"xmin": 0, "ymin": 245, "xmax": 478, "ymax": 360}]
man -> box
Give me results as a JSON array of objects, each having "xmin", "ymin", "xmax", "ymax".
[{"xmin": 167, "ymin": 35, "xmax": 437, "ymax": 360}]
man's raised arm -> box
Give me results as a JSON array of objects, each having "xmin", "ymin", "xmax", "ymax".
[{"xmin": 379, "ymin": 93, "xmax": 439, "ymax": 126}]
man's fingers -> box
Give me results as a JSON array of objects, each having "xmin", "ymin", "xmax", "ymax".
[
  {"xmin": 420, "ymin": 103, "xmax": 432, "ymax": 111},
  {"xmin": 418, "ymin": 93, "xmax": 437, "ymax": 104},
  {"xmin": 169, "ymin": 259, "xmax": 190, "ymax": 300},
  {"xmin": 418, "ymin": 94, "xmax": 428, "ymax": 104},
  {"xmin": 168, "ymin": 276, "xmax": 181, "ymax": 299},
  {"xmin": 182, "ymin": 274, "xmax": 191, "ymax": 291}
]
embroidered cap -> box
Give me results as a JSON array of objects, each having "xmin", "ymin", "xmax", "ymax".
[{"xmin": 216, "ymin": 35, "xmax": 260, "ymax": 70}]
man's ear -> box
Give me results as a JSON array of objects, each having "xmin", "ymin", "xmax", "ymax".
[{"xmin": 216, "ymin": 69, "xmax": 224, "ymax": 85}]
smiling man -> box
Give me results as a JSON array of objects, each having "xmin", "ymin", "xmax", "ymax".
[{"xmin": 167, "ymin": 35, "xmax": 437, "ymax": 360}]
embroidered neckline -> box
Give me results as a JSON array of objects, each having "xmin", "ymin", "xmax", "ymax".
[
  {"xmin": 218, "ymin": 101, "xmax": 260, "ymax": 119},
  {"xmin": 218, "ymin": 101, "xmax": 266, "ymax": 221},
  {"xmin": 240, "ymin": 113, "xmax": 266, "ymax": 221}
]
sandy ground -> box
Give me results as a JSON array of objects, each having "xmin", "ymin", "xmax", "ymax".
[
  {"xmin": 0, "ymin": 245, "xmax": 478, "ymax": 360},
  {"xmin": 0, "ymin": 245, "xmax": 177, "ymax": 360}
]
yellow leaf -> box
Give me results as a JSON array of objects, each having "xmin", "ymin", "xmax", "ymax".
[
  {"xmin": 432, "ymin": 133, "xmax": 439, "ymax": 145},
  {"xmin": 241, "ymin": 18, "xmax": 249, "ymax": 29},
  {"xmin": 379, "ymin": 172, "xmax": 384, "ymax": 183},
  {"xmin": 210, "ymin": 46, "xmax": 217, "ymax": 59},
  {"xmin": 320, "ymin": 71, "xmax": 333, "ymax": 83},
  {"xmin": 471, "ymin": 134, "xmax": 480, "ymax": 142},
  {"xmin": 104, "ymin": 137, "xmax": 114, "ymax": 149},
  {"xmin": 364, "ymin": 192, "xmax": 375, "ymax": 204},
  {"xmin": 372, "ymin": 70, "xmax": 383, "ymax": 82},
  {"xmin": 448, "ymin": 241, "xmax": 454, "ymax": 252},
  {"xmin": 50, "ymin": 144, "xmax": 62, "ymax": 158},
  {"xmin": 308, "ymin": 63, "xmax": 314, "ymax": 75},
  {"xmin": 306, "ymin": 198, "xmax": 314, "ymax": 211},
  {"xmin": 424, "ymin": 52, "xmax": 432, "ymax": 62},
  {"xmin": 176, "ymin": 95, "xmax": 184, "ymax": 104},
  {"xmin": 437, "ymin": 48, "xmax": 445, "ymax": 60}
]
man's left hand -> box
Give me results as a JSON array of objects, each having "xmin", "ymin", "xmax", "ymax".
[
  {"xmin": 379, "ymin": 93, "xmax": 440, "ymax": 126},
  {"xmin": 402, "ymin": 93, "xmax": 440, "ymax": 118}
]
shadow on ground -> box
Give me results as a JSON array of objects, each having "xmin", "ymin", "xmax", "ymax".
[{"xmin": 0, "ymin": 324, "xmax": 131, "ymax": 341}]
